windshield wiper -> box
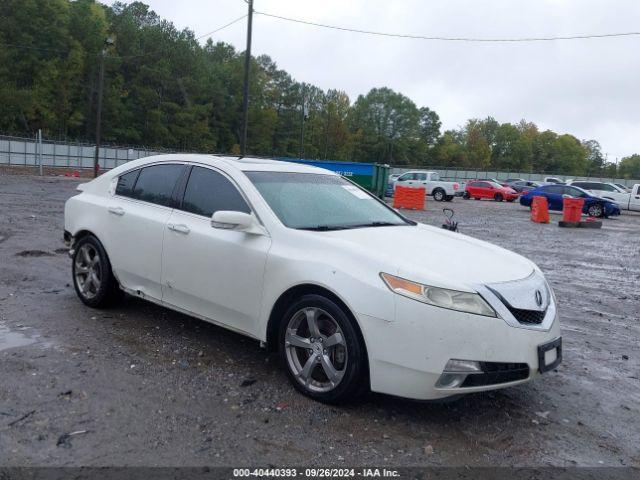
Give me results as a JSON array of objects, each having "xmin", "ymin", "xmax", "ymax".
[
  {"xmin": 348, "ymin": 221, "xmax": 405, "ymax": 228},
  {"xmin": 297, "ymin": 225, "xmax": 350, "ymax": 231}
]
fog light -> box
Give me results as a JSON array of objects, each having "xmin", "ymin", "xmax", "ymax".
[
  {"xmin": 435, "ymin": 373, "xmax": 467, "ymax": 388},
  {"xmin": 435, "ymin": 359, "xmax": 483, "ymax": 389},
  {"xmin": 443, "ymin": 359, "xmax": 482, "ymax": 373}
]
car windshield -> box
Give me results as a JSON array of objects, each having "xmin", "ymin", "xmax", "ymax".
[{"xmin": 246, "ymin": 171, "xmax": 410, "ymax": 230}]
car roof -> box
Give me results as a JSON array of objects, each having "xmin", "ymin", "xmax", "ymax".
[{"xmin": 131, "ymin": 154, "xmax": 337, "ymax": 175}]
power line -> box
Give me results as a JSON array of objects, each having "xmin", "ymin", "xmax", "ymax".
[{"xmin": 255, "ymin": 11, "xmax": 640, "ymax": 42}]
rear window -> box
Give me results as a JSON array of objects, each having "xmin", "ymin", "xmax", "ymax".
[
  {"xmin": 131, "ymin": 164, "xmax": 185, "ymax": 207},
  {"xmin": 115, "ymin": 169, "xmax": 140, "ymax": 197}
]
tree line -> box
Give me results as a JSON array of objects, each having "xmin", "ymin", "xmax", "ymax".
[{"xmin": 1, "ymin": 0, "xmax": 638, "ymax": 178}]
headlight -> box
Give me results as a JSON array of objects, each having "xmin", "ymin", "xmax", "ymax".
[{"xmin": 380, "ymin": 273, "xmax": 497, "ymax": 317}]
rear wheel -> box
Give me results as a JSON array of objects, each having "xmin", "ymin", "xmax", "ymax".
[
  {"xmin": 279, "ymin": 294, "xmax": 368, "ymax": 404},
  {"xmin": 463, "ymin": 191, "xmax": 470, "ymax": 200},
  {"xmin": 494, "ymin": 193, "xmax": 504, "ymax": 202},
  {"xmin": 587, "ymin": 203, "xmax": 604, "ymax": 218},
  {"xmin": 72, "ymin": 235, "xmax": 121, "ymax": 308},
  {"xmin": 433, "ymin": 189, "xmax": 445, "ymax": 202},
  {"xmin": 444, "ymin": 195, "xmax": 454, "ymax": 202}
]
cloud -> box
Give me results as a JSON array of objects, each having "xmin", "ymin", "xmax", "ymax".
[{"xmin": 115, "ymin": 0, "xmax": 640, "ymax": 159}]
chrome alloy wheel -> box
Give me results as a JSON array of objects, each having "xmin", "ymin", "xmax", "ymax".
[
  {"xmin": 74, "ymin": 243, "xmax": 102, "ymax": 299},
  {"xmin": 284, "ymin": 307, "xmax": 348, "ymax": 393}
]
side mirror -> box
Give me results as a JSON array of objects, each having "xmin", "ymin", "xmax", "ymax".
[{"xmin": 211, "ymin": 211, "xmax": 261, "ymax": 234}]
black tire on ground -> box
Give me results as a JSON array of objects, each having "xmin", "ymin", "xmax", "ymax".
[
  {"xmin": 279, "ymin": 294, "xmax": 368, "ymax": 404},
  {"xmin": 433, "ymin": 189, "xmax": 446, "ymax": 202},
  {"xmin": 587, "ymin": 203, "xmax": 604, "ymax": 218},
  {"xmin": 494, "ymin": 193, "xmax": 504, "ymax": 202},
  {"xmin": 445, "ymin": 195, "xmax": 454, "ymax": 202},
  {"xmin": 474, "ymin": 197, "xmax": 481, "ymax": 200},
  {"xmin": 506, "ymin": 198, "xmax": 515, "ymax": 203},
  {"xmin": 463, "ymin": 191, "xmax": 470, "ymax": 199},
  {"xmin": 72, "ymin": 234, "xmax": 122, "ymax": 308}
]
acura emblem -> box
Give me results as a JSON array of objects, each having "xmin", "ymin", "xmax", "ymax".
[{"xmin": 535, "ymin": 290, "xmax": 543, "ymax": 307}]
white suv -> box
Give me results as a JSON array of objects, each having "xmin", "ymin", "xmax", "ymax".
[
  {"xmin": 64, "ymin": 155, "xmax": 561, "ymax": 404},
  {"xmin": 566, "ymin": 181, "xmax": 629, "ymax": 207}
]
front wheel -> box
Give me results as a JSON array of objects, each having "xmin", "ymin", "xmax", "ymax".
[
  {"xmin": 494, "ymin": 193, "xmax": 504, "ymax": 202},
  {"xmin": 279, "ymin": 294, "xmax": 368, "ymax": 404},
  {"xmin": 433, "ymin": 189, "xmax": 446, "ymax": 202},
  {"xmin": 72, "ymin": 235, "xmax": 122, "ymax": 308},
  {"xmin": 463, "ymin": 191, "xmax": 470, "ymax": 199},
  {"xmin": 587, "ymin": 203, "xmax": 604, "ymax": 218}
]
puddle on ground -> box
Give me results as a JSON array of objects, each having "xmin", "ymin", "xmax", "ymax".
[{"xmin": 0, "ymin": 322, "xmax": 37, "ymax": 352}]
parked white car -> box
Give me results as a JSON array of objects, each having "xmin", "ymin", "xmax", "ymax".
[
  {"xmin": 64, "ymin": 155, "xmax": 561, "ymax": 403},
  {"xmin": 566, "ymin": 181, "xmax": 640, "ymax": 211},
  {"xmin": 394, "ymin": 170, "xmax": 462, "ymax": 201}
]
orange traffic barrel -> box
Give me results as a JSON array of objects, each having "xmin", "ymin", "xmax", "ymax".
[
  {"xmin": 562, "ymin": 197, "xmax": 584, "ymax": 222},
  {"xmin": 531, "ymin": 196, "xmax": 550, "ymax": 223}
]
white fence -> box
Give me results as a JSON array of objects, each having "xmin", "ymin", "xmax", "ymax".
[
  {"xmin": 390, "ymin": 167, "xmax": 639, "ymax": 188},
  {"xmin": 0, "ymin": 134, "xmax": 174, "ymax": 170}
]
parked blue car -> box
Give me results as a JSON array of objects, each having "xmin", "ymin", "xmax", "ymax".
[{"xmin": 520, "ymin": 184, "xmax": 620, "ymax": 218}]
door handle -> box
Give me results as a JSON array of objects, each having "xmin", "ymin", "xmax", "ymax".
[
  {"xmin": 108, "ymin": 206, "xmax": 125, "ymax": 216},
  {"xmin": 168, "ymin": 223, "xmax": 190, "ymax": 235}
]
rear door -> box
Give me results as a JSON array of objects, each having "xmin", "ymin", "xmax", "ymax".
[
  {"xmin": 106, "ymin": 163, "xmax": 186, "ymax": 300},
  {"xmin": 477, "ymin": 181, "xmax": 492, "ymax": 198},
  {"xmin": 161, "ymin": 165, "xmax": 271, "ymax": 336},
  {"xmin": 542, "ymin": 185, "xmax": 565, "ymax": 209}
]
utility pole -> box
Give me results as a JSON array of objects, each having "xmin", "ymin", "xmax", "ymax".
[
  {"xmin": 299, "ymin": 83, "xmax": 306, "ymax": 159},
  {"xmin": 93, "ymin": 37, "xmax": 113, "ymax": 178},
  {"xmin": 240, "ymin": 0, "xmax": 254, "ymax": 157}
]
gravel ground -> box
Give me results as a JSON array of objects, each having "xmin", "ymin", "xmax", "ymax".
[{"xmin": 0, "ymin": 174, "xmax": 639, "ymax": 467}]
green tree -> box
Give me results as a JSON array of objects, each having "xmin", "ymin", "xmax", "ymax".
[{"xmin": 619, "ymin": 154, "xmax": 640, "ymax": 178}]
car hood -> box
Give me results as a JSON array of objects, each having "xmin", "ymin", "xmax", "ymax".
[{"xmin": 322, "ymin": 223, "xmax": 535, "ymax": 292}]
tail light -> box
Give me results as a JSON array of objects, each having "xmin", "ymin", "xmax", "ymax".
[{"xmin": 453, "ymin": 183, "xmax": 459, "ymax": 190}]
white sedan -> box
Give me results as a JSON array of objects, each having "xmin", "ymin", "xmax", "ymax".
[{"xmin": 64, "ymin": 155, "xmax": 562, "ymax": 404}]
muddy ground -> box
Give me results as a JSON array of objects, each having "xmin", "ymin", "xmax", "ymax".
[{"xmin": 0, "ymin": 174, "xmax": 638, "ymax": 467}]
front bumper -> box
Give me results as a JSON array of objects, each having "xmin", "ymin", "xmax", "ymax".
[{"xmin": 359, "ymin": 293, "xmax": 561, "ymax": 400}]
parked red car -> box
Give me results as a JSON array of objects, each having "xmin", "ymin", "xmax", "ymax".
[{"xmin": 463, "ymin": 181, "xmax": 519, "ymax": 202}]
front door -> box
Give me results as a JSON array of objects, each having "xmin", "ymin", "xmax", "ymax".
[{"xmin": 161, "ymin": 165, "xmax": 272, "ymax": 336}]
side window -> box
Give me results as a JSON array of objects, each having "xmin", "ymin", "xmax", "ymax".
[
  {"xmin": 131, "ymin": 164, "xmax": 184, "ymax": 207},
  {"xmin": 115, "ymin": 169, "xmax": 140, "ymax": 197},
  {"xmin": 416, "ymin": 173, "xmax": 427, "ymax": 181},
  {"xmin": 564, "ymin": 186, "xmax": 584, "ymax": 197},
  {"xmin": 546, "ymin": 185, "xmax": 564, "ymax": 194},
  {"xmin": 599, "ymin": 184, "xmax": 616, "ymax": 192},
  {"xmin": 398, "ymin": 173, "xmax": 414, "ymax": 181},
  {"xmin": 478, "ymin": 182, "xmax": 491, "ymax": 188},
  {"xmin": 181, "ymin": 166, "xmax": 250, "ymax": 217}
]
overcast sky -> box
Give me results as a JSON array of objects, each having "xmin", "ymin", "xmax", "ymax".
[{"xmin": 116, "ymin": 0, "xmax": 639, "ymax": 161}]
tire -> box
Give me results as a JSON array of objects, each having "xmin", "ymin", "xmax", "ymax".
[
  {"xmin": 494, "ymin": 193, "xmax": 504, "ymax": 202},
  {"xmin": 463, "ymin": 191, "xmax": 470, "ymax": 200},
  {"xmin": 506, "ymin": 198, "xmax": 515, "ymax": 203},
  {"xmin": 72, "ymin": 235, "xmax": 122, "ymax": 308},
  {"xmin": 587, "ymin": 203, "xmax": 604, "ymax": 218},
  {"xmin": 279, "ymin": 294, "xmax": 368, "ymax": 404},
  {"xmin": 433, "ymin": 189, "xmax": 446, "ymax": 202},
  {"xmin": 444, "ymin": 195, "xmax": 454, "ymax": 202}
]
